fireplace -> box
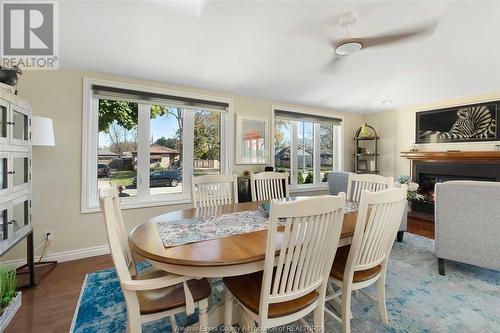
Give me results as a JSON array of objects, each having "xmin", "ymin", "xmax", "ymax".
[
  {"xmin": 413, "ymin": 163, "xmax": 498, "ymax": 216},
  {"xmin": 400, "ymin": 151, "xmax": 500, "ymax": 221}
]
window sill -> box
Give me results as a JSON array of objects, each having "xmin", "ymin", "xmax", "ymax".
[
  {"xmin": 290, "ymin": 184, "xmax": 330, "ymax": 194},
  {"xmin": 81, "ymin": 195, "xmax": 192, "ymax": 214}
]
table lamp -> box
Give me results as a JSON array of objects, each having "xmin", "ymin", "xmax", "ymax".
[{"xmin": 32, "ymin": 116, "xmax": 55, "ymax": 146}]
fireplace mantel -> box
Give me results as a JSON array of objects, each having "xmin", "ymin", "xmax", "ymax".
[{"xmin": 400, "ymin": 151, "xmax": 500, "ymax": 163}]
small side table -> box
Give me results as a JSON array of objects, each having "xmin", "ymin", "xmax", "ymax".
[{"xmin": 0, "ymin": 228, "xmax": 35, "ymax": 288}]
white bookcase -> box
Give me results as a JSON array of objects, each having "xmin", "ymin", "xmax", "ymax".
[{"xmin": 0, "ymin": 88, "xmax": 32, "ymax": 267}]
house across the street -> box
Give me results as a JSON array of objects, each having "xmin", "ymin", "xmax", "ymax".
[{"xmin": 132, "ymin": 144, "xmax": 180, "ymax": 169}]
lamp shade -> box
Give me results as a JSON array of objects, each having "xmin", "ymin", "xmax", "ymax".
[{"xmin": 32, "ymin": 116, "xmax": 55, "ymax": 146}]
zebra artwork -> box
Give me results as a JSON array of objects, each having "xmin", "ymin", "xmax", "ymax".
[{"xmin": 417, "ymin": 104, "xmax": 498, "ymax": 143}]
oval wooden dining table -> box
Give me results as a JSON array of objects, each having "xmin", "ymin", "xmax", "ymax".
[
  {"xmin": 130, "ymin": 200, "xmax": 357, "ymax": 278},
  {"xmin": 130, "ymin": 199, "xmax": 358, "ymax": 328},
  {"xmin": 130, "ymin": 199, "xmax": 357, "ymax": 278}
]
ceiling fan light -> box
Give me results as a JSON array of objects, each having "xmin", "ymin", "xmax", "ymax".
[{"xmin": 335, "ymin": 42, "xmax": 362, "ymax": 56}]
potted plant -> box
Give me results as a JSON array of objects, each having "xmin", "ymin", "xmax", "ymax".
[
  {"xmin": 0, "ymin": 266, "xmax": 21, "ymax": 331},
  {"xmin": 396, "ymin": 175, "xmax": 424, "ymax": 211}
]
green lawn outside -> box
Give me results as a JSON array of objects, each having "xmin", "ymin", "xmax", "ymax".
[
  {"xmin": 110, "ymin": 170, "xmax": 136, "ymax": 186},
  {"xmin": 107, "ymin": 168, "xmax": 330, "ymax": 186}
]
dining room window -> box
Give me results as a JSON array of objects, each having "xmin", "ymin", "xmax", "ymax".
[
  {"xmin": 273, "ymin": 107, "xmax": 342, "ymax": 189},
  {"xmin": 193, "ymin": 110, "xmax": 221, "ymax": 175},
  {"xmin": 82, "ymin": 79, "xmax": 232, "ymax": 212}
]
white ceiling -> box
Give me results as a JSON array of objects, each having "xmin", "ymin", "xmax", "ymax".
[{"xmin": 60, "ymin": 1, "xmax": 500, "ymax": 114}]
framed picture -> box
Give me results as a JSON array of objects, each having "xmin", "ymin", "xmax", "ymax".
[
  {"xmin": 235, "ymin": 115, "xmax": 269, "ymax": 164},
  {"xmin": 416, "ymin": 101, "xmax": 500, "ymax": 143}
]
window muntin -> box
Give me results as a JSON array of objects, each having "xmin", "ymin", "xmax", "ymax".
[{"xmin": 274, "ymin": 110, "xmax": 341, "ymax": 189}]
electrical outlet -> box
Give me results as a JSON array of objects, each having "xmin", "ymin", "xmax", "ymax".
[{"xmin": 45, "ymin": 230, "xmax": 54, "ymax": 241}]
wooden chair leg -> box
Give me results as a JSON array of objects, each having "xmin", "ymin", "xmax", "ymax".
[
  {"xmin": 313, "ymin": 304, "xmax": 325, "ymax": 333},
  {"xmin": 438, "ymin": 258, "xmax": 446, "ymax": 276},
  {"xmin": 341, "ymin": 287, "xmax": 352, "ymax": 333},
  {"xmin": 199, "ymin": 299, "xmax": 209, "ymax": 332},
  {"xmin": 127, "ymin": 302, "xmax": 142, "ymax": 333},
  {"xmin": 127, "ymin": 317, "xmax": 142, "ymax": 333},
  {"xmin": 224, "ymin": 290, "xmax": 233, "ymax": 331},
  {"xmin": 377, "ymin": 271, "xmax": 389, "ymax": 324},
  {"xmin": 169, "ymin": 314, "xmax": 179, "ymax": 333}
]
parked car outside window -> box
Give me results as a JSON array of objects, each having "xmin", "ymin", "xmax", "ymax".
[
  {"xmin": 131, "ymin": 169, "xmax": 182, "ymax": 187},
  {"xmin": 97, "ymin": 163, "xmax": 111, "ymax": 178}
]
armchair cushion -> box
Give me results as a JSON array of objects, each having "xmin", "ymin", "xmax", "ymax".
[{"xmin": 435, "ymin": 181, "xmax": 500, "ymax": 271}]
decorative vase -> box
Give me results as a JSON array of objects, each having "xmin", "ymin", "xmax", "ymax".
[{"xmin": 359, "ymin": 123, "xmax": 374, "ymax": 138}]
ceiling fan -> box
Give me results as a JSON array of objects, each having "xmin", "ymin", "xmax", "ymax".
[{"xmin": 326, "ymin": 12, "xmax": 438, "ymax": 69}]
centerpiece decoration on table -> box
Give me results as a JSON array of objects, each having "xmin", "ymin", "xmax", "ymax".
[
  {"xmin": 261, "ymin": 202, "xmax": 271, "ymax": 216},
  {"xmin": 396, "ymin": 175, "xmax": 424, "ymax": 211}
]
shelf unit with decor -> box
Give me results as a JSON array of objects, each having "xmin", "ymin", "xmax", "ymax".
[
  {"xmin": 354, "ymin": 124, "xmax": 379, "ymax": 175},
  {"xmin": 0, "ymin": 87, "xmax": 33, "ymax": 288}
]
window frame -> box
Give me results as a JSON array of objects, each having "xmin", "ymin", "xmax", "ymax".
[
  {"xmin": 82, "ymin": 78, "xmax": 233, "ymax": 213},
  {"xmin": 271, "ymin": 105, "xmax": 343, "ymax": 192}
]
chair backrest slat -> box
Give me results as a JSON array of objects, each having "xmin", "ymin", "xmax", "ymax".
[
  {"xmin": 346, "ymin": 173, "xmax": 395, "ymax": 203},
  {"xmin": 99, "ymin": 187, "xmax": 136, "ymax": 277},
  {"xmin": 346, "ymin": 186, "xmax": 407, "ymax": 277},
  {"xmin": 259, "ymin": 195, "xmax": 346, "ymax": 320},
  {"xmin": 250, "ymin": 172, "xmax": 289, "ymax": 201},
  {"xmin": 192, "ymin": 174, "xmax": 238, "ymax": 208}
]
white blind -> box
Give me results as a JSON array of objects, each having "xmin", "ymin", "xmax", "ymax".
[
  {"xmin": 92, "ymin": 85, "xmax": 229, "ymax": 112},
  {"xmin": 274, "ymin": 109, "xmax": 342, "ymax": 125}
]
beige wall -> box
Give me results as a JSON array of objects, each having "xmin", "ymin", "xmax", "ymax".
[
  {"xmin": 2, "ymin": 70, "xmax": 363, "ymax": 262},
  {"xmin": 364, "ymin": 90, "xmax": 500, "ymax": 178}
]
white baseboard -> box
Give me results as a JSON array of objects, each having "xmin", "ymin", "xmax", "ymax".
[{"xmin": 1, "ymin": 244, "xmax": 110, "ymax": 268}]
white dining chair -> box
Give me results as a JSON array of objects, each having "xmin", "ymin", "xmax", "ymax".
[
  {"xmin": 325, "ymin": 186, "xmax": 407, "ymax": 333},
  {"xmin": 191, "ymin": 174, "xmax": 238, "ymax": 208},
  {"xmin": 346, "ymin": 173, "xmax": 394, "ymax": 203},
  {"xmin": 250, "ymin": 171, "xmax": 289, "ymax": 201},
  {"xmin": 223, "ymin": 194, "xmax": 346, "ymax": 332},
  {"xmin": 99, "ymin": 187, "xmax": 211, "ymax": 333}
]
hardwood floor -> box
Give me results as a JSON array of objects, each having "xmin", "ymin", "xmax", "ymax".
[
  {"xmin": 7, "ymin": 255, "xmax": 114, "ymax": 333},
  {"xmin": 7, "ymin": 218, "xmax": 435, "ymax": 333},
  {"xmin": 407, "ymin": 217, "xmax": 435, "ymax": 239}
]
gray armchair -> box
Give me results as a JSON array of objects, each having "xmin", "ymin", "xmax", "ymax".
[
  {"xmin": 327, "ymin": 172, "xmax": 408, "ymax": 242},
  {"xmin": 435, "ymin": 181, "xmax": 500, "ymax": 275}
]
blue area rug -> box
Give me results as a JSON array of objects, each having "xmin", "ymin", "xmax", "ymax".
[{"xmin": 71, "ymin": 234, "xmax": 500, "ymax": 333}]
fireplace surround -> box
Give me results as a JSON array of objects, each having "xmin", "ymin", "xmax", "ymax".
[{"xmin": 400, "ymin": 151, "xmax": 500, "ymax": 220}]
